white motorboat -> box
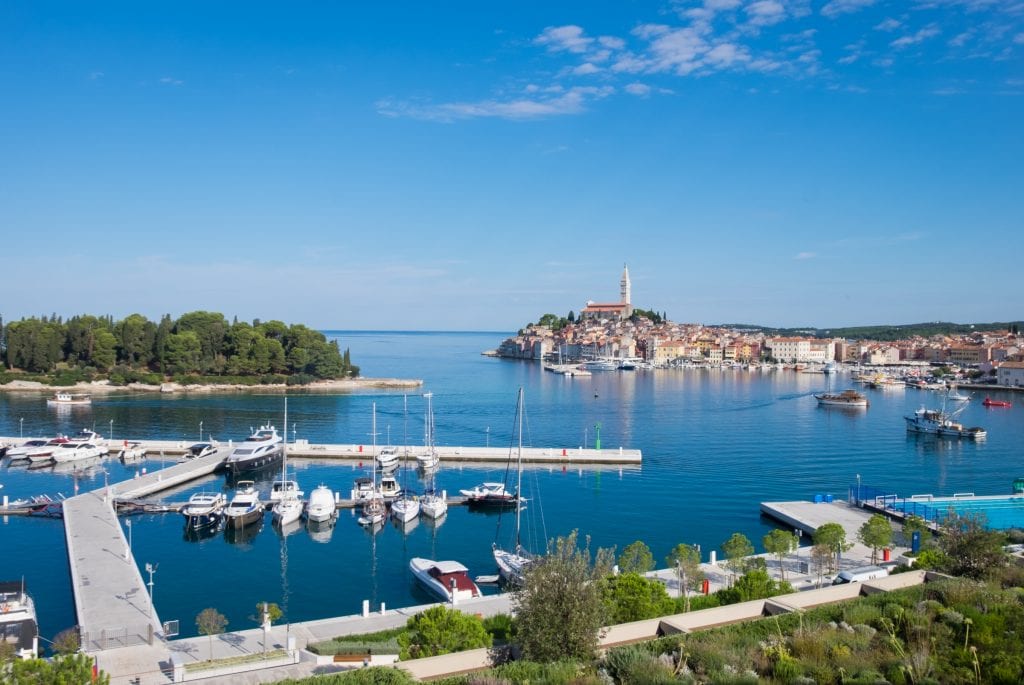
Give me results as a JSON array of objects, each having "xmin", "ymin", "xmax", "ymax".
[
  {"xmin": 460, "ymin": 482, "xmax": 518, "ymax": 508},
  {"xmin": 181, "ymin": 492, "xmax": 227, "ymax": 531},
  {"xmin": 492, "ymin": 387, "xmax": 536, "ymax": 586},
  {"xmin": 224, "ymin": 480, "xmax": 264, "ymax": 528},
  {"xmin": 24, "ymin": 437, "xmax": 71, "ymax": 464},
  {"xmin": 225, "ymin": 425, "xmax": 283, "ymax": 475},
  {"xmin": 118, "ymin": 441, "xmax": 147, "ymax": 461},
  {"xmin": 270, "ymin": 480, "xmax": 303, "ymax": 503},
  {"xmin": 52, "ymin": 440, "xmax": 106, "ymax": 463},
  {"xmin": 46, "ymin": 392, "xmax": 91, "ymax": 406},
  {"xmin": 184, "ymin": 443, "xmax": 217, "ymax": 459},
  {"xmin": 0, "ymin": 580, "xmax": 38, "ymax": 659},
  {"xmin": 305, "ymin": 484, "xmax": 336, "ymax": 523},
  {"xmin": 379, "ymin": 474, "xmax": 401, "ymax": 501},
  {"xmin": 409, "ymin": 558, "xmax": 481, "ymax": 603},
  {"xmin": 351, "ymin": 477, "xmax": 377, "ymax": 502},
  {"xmin": 5, "ymin": 439, "xmax": 51, "ymax": 462},
  {"xmin": 376, "ymin": 447, "xmax": 400, "ymax": 471}
]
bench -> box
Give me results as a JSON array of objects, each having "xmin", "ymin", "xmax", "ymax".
[{"xmin": 332, "ymin": 653, "xmax": 369, "ymax": 664}]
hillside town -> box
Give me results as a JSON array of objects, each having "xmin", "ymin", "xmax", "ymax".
[{"xmin": 492, "ymin": 266, "xmax": 1024, "ymax": 387}]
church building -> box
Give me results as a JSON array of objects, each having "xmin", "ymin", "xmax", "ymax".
[{"xmin": 580, "ymin": 265, "xmax": 633, "ymax": 322}]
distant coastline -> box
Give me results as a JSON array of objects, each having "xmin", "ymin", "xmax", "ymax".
[{"xmin": 0, "ymin": 377, "xmax": 422, "ymax": 394}]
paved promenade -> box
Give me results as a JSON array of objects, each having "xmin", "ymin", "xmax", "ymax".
[{"xmin": 63, "ymin": 490, "xmax": 164, "ymax": 651}]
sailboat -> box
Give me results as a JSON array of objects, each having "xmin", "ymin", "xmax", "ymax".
[
  {"xmin": 272, "ymin": 399, "xmax": 304, "ymax": 526},
  {"xmin": 391, "ymin": 395, "xmax": 421, "ymax": 524},
  {"xmin": 492, "ymin": 387, "xmax": 535, "ymax": 586},
  {"xmin": 358, "ymin": 402, "xmax": 387, "ymax": 527},
  {"xmin": 418, "ymin": 393, "xmax": 447, "ymax": 518},
  {"xmin": 415, "ymin": 392, "xmax": 440, "ymax": 469}
]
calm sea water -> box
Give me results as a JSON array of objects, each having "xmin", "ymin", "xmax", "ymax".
[{"xmin": 1, "ymin": 331, "xmax": 1021, "ymax": 642}]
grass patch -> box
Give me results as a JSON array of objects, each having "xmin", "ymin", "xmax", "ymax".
[
  {"xmin": 184, "ymin": 649, "xmax": 288, "ymax": 672},
  {"xmin": 307, "ymin": 627, "xmax": 407, "ymax": 656}
]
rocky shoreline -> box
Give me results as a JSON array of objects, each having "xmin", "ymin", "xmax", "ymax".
[{"xmin": 0, "ymin": 377, "xmax": 422, "ymax": 394}]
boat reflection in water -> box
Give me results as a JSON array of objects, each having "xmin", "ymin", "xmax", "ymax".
[
  {"xmin": 391, "ymin": 513, "xmax": 419, "ymax": 536},
  {"xmin": 306, "ymin": 517, "xmax": 335, "ymax": 544},
  {"xmin": 275, "ymin": 517, "xmax": 303, "ymax": 539},
  {"xmin": 183, "ymin": 522, "xmax": 223, "ymax": 542},
  {"xmin": 224, "ymin": 517, "xmax": 264, "ymax": 546}
]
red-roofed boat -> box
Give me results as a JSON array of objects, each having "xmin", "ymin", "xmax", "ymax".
[
  {"xmin": 982, "ymin": 397, "xmax": 1012, "ymax": 408},
  {"xmin": 409, "ymin": 558, "xmax": 481, "ymax": 602}
]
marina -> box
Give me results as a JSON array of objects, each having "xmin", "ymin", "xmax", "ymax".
[{"xmin": 2, "ymin": 331, "xmax": 1022, "ymax": 659}]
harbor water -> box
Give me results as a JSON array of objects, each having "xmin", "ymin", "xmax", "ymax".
[{"xmin": 1, "ymin": 331, "xmax": 1022, "ymax": 642}]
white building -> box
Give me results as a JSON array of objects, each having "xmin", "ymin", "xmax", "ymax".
[{"xmin": 996, "ymin": 361, "xmax": 1024, "ymax": 387}]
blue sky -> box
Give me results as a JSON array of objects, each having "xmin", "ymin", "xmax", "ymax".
[{"xmin": 2, "ymin": 1, "xmax": 1021, "ymax": 330}]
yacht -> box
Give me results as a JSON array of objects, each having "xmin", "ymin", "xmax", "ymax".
[
  {"xmin": 813, "ymin": 390, "xmax": 869, "ymax": 408},
  {"xmin": 24, "ymin": 436, "xmax": 71, "ymax": 464},
  {"xmin": 52, "ymin": 440, "xmax": 106, "ymax": 463},
  {"xmin": 379, "ymin": 474, "xmax": 401, "ymax": 501},
  {"xmin": 409, "ymin": 558, "xmax": 481, "ymax": 603},
  {"xmin": 5, "ymin": 439, "xmax": 50, "ymax": 462},
  {"xmin": 0, "ymin": 581, "xmax": 38, "ymax": 659},
  {"xmin": 224, "ymin": 480, "xmax": 264, "ymax": 528},
  {"xmin": 181, "ymin": 492, "xmax": 227, "ymax": 531},
  {"xmin": 118, "ymin": 441, "xmax": 147, "ymax": 461},
  {"xmin": 305, "ymin": 484, "xmax": 336, "ymax": 523},
  {"xmin": 376, "ymin": 447, "xmax": 400, "ymax": 471},
  {"xmin": 460, "ymin": 482, "xmax": 518, "ymax": 508},
  {"xmin": 224, "ymin": 425, "xmax": 283, "ymax": 475},
  {"xmin": 184, "ymin": 443, "xmax": 218, "ymax": 459},
  {"xmin": 351, "ymin": 477, "xmax": 377, "ymax": 502}
]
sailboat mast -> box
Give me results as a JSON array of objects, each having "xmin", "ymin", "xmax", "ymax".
[
  {"xmin": 281, "ymin": 397, "xmax": 288, "ymax": 481},
  {"xmin": 515, "ymin": 387, "xmax": 524, "ymax": 548}
]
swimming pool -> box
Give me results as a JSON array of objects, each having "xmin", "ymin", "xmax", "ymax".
[{"xmin": 894, "ymin": 495, "xmax": 1024, "ymax": 530}]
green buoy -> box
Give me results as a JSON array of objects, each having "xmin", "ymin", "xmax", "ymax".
[{"xmin": 1013, "ymin": 477, "xmax": 1024, "ymax": 495}]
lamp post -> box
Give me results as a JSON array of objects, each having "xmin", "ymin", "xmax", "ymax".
[
  {"xmin": 856, "ymin": 473, "xmax": 861, "ymax": 505},
  {"xmin": 199, "ymin": 421, "xmax": 203, "ymax": 443},
  {"xmin": 485, "ymin": 426, "xmax": 490, "ymax": 448},
  {"xmin": 20, "ymin": 417, "xmax": 24, "ymax": 438},
  {"xmin": 125, "ymin": 519, "xmax": 133, "ymax": 561},
  {"xmin": 145, "ymin": 563, "xmax": 158, "ymax": 616},
  {"xmin": 109, "ymin": 419, "xmax": 114, "ymax": 441}
]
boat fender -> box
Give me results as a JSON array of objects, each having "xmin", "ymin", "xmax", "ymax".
[{"xmin": 1, "ymin": 603, "xmax": 9, "ymax": 613}]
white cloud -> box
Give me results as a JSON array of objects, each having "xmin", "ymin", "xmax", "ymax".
[
  {"xmin": 705, "ymin": 42, "xmax": 751, "ymax": 67},
  {"xmin": 646, "ymin": 27, "xmax": 710, "ymax": 73},
  {"xmin": 1015, "ymin": 33, "xmax": 1024, "ymax": 44},
  {"xmin": 948, "ymin": 30, "xmax": 973, "ymax": 46},
  {"xmin": 598, "ymin": 36, "xmax": 626, "ymax": 50},
  {"xmin": 822, "ymin": 0, "xmax": 876, "ymax": 17},
  {"xmin": 625, "ymin": 82, "xmax": 652, "ymax": 96},
  {"xmin": 794, "ymin": 252, "xmax": 816, "ymax": 260},
  {"xmin": 535, "ymin": 25, "xmax": 593, "ymax": 54},
  {"xmin": 573, "ymin": 63, "xmax": 602, "ymax": 75},
  {"xmin": 376, "ymin": 86, "xmax": 614, "ymax": 122},
  {"xmin": 891, "ymin": 24, "xmax": 941, "ymax": 48},
  {"xmin": 746, "ymin": 0, "xmax": 787, "ymax": 27},
  {"xmin": 159, "ymin": 76, "xmax": 183, "ymax": 86},
  {"xmin": 874, "ymin": 18, "xmax": 902, "ymax": 32},
  {"xmin": 932, "ymin": 86, "xmax": 964, "ymax": 95}
]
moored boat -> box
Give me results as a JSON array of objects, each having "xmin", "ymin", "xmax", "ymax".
[
  {"xmin": 224, "ymin": 480, "xmax": 263, "ymax": 528},
  {"xmin": 224, "ymin": 425, "xmax": 283, "ymax": 475},
  {"xmin": 51, "ymin": 440, "xmax": 106, "ymax": 463},
  {"xmin": 46, "ymin": 392, "xmax": 91, "ymax": 406},
  {"xmin": 305, "ymin": 484, "xmax": 336, "ymax": 523},
  {"xmin": 460, "ymin": 482, "xmax": 519, "ymax": 508},
  {"xmin": 5, "ymin": 439, "xmax": 51, "ymax": 462},
  {"xmin": 0, "ymin": 580, "xmax": 38, "ymax": 659},
  {"xmin": 409, "ymin": 558, "xmax": 481, "ymax": 602},
  {"xmin": 376, "ymin": 447, "xmax": 400, "ymax": 471},
  {"xmin": 181, "ymin": 492, "xmax": 227, "ymax": 531},
  {"xmin": 814, "ymin": 390, "xmax": 869, "ymax": 408},
  {"xmin": 982, "ymin": 397, "xmax": 1012, "ymax": 408},
  {"xmin": 184, "ymin": 443, "xmax": 217, "ymax": 459}
]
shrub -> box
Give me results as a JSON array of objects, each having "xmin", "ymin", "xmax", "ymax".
[
  {"xmin": 481, "ymin": 614, "xmax": 514, "ymax": 643},
  {"xmin": 397, "ymin": 606, "xmax": 491, "ymax": 660}
]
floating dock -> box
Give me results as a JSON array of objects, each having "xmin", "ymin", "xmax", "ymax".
[{"xmin": 2, "ymin": 436, "xmax": 641, "ymax": 464}]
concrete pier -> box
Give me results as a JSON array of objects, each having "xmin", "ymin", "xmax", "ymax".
[{"xmin": 760, "ymin": 499, "xmax": 876, "ymax": 540}]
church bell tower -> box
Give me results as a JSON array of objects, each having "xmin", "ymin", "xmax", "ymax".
[{"xmin": 620, "ymin": 264, "xmax": 632, "ymax": 317}]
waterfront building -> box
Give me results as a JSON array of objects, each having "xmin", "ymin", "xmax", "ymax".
[
  {"xmin": 996, "ymin": 361, "xmax": 1024, "ymax": 387},
  {"xmin": 947, "ymin": 344, "xmax": 993, "ymax": 366}
]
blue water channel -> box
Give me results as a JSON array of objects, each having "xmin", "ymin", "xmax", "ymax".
[{"xmin": 1, "ymin": 331, "xmax": 1022, "ymax": 642}]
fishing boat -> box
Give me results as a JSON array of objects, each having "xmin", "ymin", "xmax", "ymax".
[
  {"xmin": 46, "ymin": 392, "xmax": 91, "ymax": 406},
  {"xmin": 224, "ymin": 424, "xmax": 283, "ymax": 475},
  {"xmin": 814, "ymin": 389, "xmax": 869, "ymax": 408},
  {"xmin": 493, "ymin": 387, "xmax": 537, "ymax": 586},
  {"xmin": 305, "ymin": 484, "xmax": 336, "ymax": 523},
  {"xmin": 415, "ymin": 392, "xmax": 440, "ymax": 470},
  {"xmin": 409, "ymin": 558, "xmax": 481, "ymax": 602},
  {"xmin": 358, "ymin": 403, "xmax": 387, "ymax": 527},
  {"xmin": 905, "ymin": 406, "xmax": 986, "ymax": 440},
  {"xmin": 983, "ymin": 397, "xmax": 1012, "ymax": 408},
  {"xmin": 180, "ymin": 492, "xmax": 227, "ymax": 531},
  {"xmin": 0, "ymin": 580, "xmax": 38, "ymax": 659},
  {"xmin": 272, "ymin": 400, "xmax": 304, "ymax": 527},
  {"xmin": 224, "ymin": 480, "xmax": 264, "ymax": 528}
]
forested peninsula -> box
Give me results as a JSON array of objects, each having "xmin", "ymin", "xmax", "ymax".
[{"xmin": 0, "ymin": 311, "xmax": 359, "ymax": 387}]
